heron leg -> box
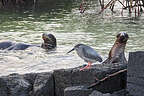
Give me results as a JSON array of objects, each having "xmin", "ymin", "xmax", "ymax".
[{"xmin": 80, "ymin": 62, "xmax": 92, "ymax": 71}]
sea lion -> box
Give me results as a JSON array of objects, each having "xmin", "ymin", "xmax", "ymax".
[
  {"xmin": 0, "ymin": 33, "xmax": 57, "ymax": 50},
  {"xmin": 0, "ymin": 41, "xmax": 13, "ymax": 50},
  {"xmin": 6, "ymin": 43, "xmax": 33, "ymax": 50},
  {"xmin": 41, "ymin": 33, "xmax": 57, "ymax": 50},
  {"xmin": 103, "ymin": 32, "xmax": 129, "ymax": 64}
]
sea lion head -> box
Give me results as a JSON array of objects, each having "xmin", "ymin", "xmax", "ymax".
[
  {"xmin": 116, "ymin": 32, "xmax": 129, "ymax": 44},
  {"xmin": 42, "ymin": 33, "xmax": 57, "ymax": 48}
]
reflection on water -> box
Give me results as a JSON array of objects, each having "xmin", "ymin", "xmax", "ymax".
[{"xmin": 0, "ymin": 0, "xmax": 144, "ymax": 76}]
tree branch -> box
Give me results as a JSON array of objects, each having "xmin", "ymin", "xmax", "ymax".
[{"xmin": 87, "ymin": 69, "xmax": 127, "ymax": 89}]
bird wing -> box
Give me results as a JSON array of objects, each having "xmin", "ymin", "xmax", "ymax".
[{"xmin": 82, "ymin": 46, "xmax": 102, "ymax": 62}]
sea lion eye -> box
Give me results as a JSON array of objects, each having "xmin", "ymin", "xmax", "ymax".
[
  {"xmin": 125, "ymin": 34, "xmax": 129, "ymax": 38},
  {"xmin": 116, "ymin": 33, "xmax": 120, "ymax": 38}
]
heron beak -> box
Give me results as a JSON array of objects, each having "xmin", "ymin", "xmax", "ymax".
[{"xmin": 67, "ymin": 48, "xmax": 75, "ymax": 54}]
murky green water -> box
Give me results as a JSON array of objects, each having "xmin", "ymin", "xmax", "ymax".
[{"xmin": 0, "ymin": 1, "xmax": 144, "ymax": 76}]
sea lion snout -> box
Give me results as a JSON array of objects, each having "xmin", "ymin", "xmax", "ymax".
[
  {"xmin": 116, "ymin": 32, "xmax": 129, "ymax": 43},
  {"xmin": 42, "ymin": 33, "xmax": 56, "ymax": 43}
]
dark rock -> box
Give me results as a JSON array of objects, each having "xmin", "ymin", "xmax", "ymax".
[
  {"xmin": 89, "ymin": 90, "xmax": 110, "ymax": 96},
  {"xmin": 111, "ymin": 89, "xmax": 128, "ymax": 96},
  {"xmin": 90, "ymin": 68, "xmax": 127, "ymax": 93},
  {"xmin": 127, "ymin": 83, "xmax": 144, "ymax": 96},
  {"xmin": 22, "ymin": 73, "xmax": 37, "ymax": 86},
  {"xmin": 0, "ymin": 78, "xmax": 8, "ymax": 96},
  {"xmin": 127, "ymin": 51, "xmax": 144, "ymax": 78},
  {"xmin": 127, "ymin": 51, "xmax": 144, "ymax": 96},
  {"xmin": 64, "ymin": 86, "xmax": 93, "ymax": 96},
  {"xmin": 0, "ymin": 72, "xmax": 55, "ymax": 96},
  {"xmin": 32, "ymin": 72, "xmax": 54, "ymax": 96},
  {"xmin": 89, "ymin": 89, "xmax": 128, "ymax": 96},
  {"xmin": 0, "ymin": 73, "xmax": 31, "ymax": 96},
  {"xmin": 20, "ymin": 73, "xmax": 37, "ymax": 96},
  {"xmin": 54, "ymin": 64, "xmax": 127, "ymax": 96}
]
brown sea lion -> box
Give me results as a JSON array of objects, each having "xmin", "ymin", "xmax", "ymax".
[
  {"xmin": 103, "ymin": 32, "xmax": 129, "ymax": 64},
  {"xmin": 41, "ymin": 33, "xmax": 57, "ymax": 50}
]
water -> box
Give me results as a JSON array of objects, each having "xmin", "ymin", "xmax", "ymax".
[{"xmin": 0, "ymin": 1, "xmax": 144, "ymax": 76}]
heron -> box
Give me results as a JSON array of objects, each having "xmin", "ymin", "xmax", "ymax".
[{"xmin": 67, "ymin": 44, "xmax": 102, "ymax": 71}]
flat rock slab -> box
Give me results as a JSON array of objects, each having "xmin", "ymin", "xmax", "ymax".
[
  {"xmin": 89, "ymin": 89, "xmax": 128, "ymax": 96},
  {"xmin": 111, "ymin": 89, "xmax": 128, "ymax": 96},
  {"xmin": 127, "ymin": 51, "xmax": 144, "ymax": 96},
  {"xmin": 64, "ymin": 86, "xmax": 93, "ymax": 96},
  {"xmin": 89, "ymin": 90, "xmax": 111, "ymax": 96}
]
